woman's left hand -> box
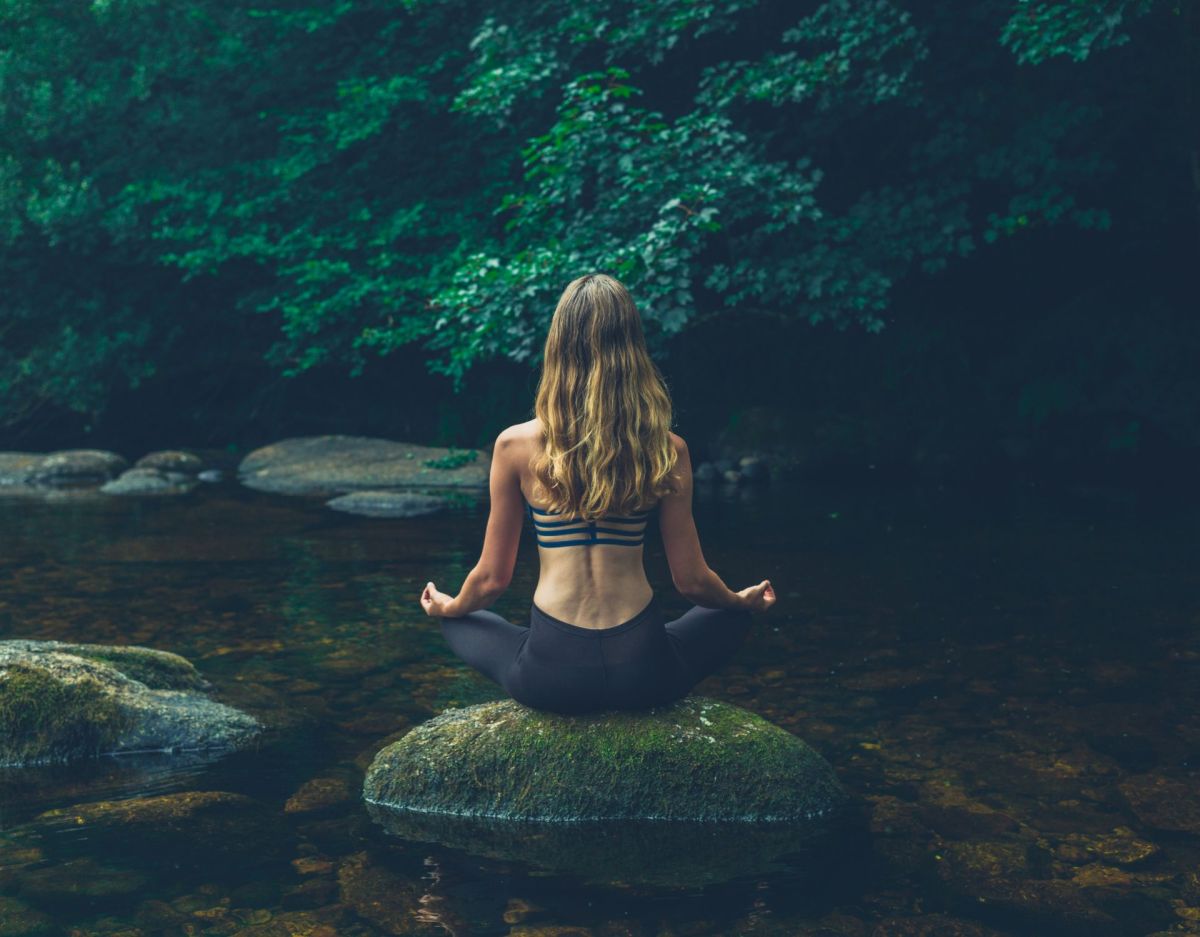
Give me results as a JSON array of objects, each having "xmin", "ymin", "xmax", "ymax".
[{"xmin": 420, "ymin": 581, "xmax": 457, "ymax": 617}]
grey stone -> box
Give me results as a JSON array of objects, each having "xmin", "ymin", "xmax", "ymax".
[
  {"xmin": 325, "ymin": 490, "xmax": 447, "ymax": 518},
  {"xmin": 0, "ymin": 453, "xmax": 42, "ymax": 487},
  {"xmin": 26, "ymin": 449, "xmax": 128, "ymax": 485},
  {"xmin": 363, "ymin": 696, "xmax": 849, "ymax": 822},
  {"xmin": 134, "ymin": 450, "xmax": 205, "ymax": 474},
  {"xmin": 0, "ymin": 640, "xmax": 261, "ymax": 767},
  {"xmin": 237, "ymin": 435, "xmax": 488, "ymax": 496},
  {"xmin": 100, "ymin": 467, "xmax": 197, "ymax": 496}
]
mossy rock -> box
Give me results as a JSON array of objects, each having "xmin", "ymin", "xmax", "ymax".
[
  {"xmin": 1, "ymin": 639, "xmax": 208, "ymax": 691},
  {"xmin": 363, "ymin": 696, "xmax": 849, "ymax": 822},
  {"xmin": 0, "ymin": 640, "xmax": 260, "ymax": 767},
  {"xmin": 237, "ymin": 435, "xmax": 488, "ymax": 496},
  {"xmin": 0, "ymin": 791, "xmax": 287, "ymax": 874}
]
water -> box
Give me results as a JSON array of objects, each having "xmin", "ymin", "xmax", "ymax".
[{"xmin": 0, "ymin": 476, "xmax": 1197, "ymax": 935}]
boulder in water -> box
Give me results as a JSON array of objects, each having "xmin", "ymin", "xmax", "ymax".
[
  {"xmin": 100, "ymin": 467, "xmax": 198, "ymax": 496},
  {"xmin": 237, "ymin": 435, "xmax": 488, "ymax": 496},
  {"xmin": 0, "ymin": 640, "xmax": 261, "ymax": 767},
  {"xmin": 26, "ymin": 449, "xmax": 128, "ymax": 485},
  {"xmin": 133, "ymin": 450, "xmax": 205, "ymax": 474},
  {"xmin": 363, "ymin": 696, "xmax": 849, "ymax": 822}
]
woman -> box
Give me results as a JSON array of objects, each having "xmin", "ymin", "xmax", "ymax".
[{"xmin": 419, "ymin": 273, "xmax": 776, "ymax": 714}]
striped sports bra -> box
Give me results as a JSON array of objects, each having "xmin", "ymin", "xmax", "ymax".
[{"xmin": 524, "ymin": 496, "xmax": 654, "ymax": 548}]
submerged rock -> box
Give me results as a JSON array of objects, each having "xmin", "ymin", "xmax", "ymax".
[
  {"xmin": 934, "ymin": 839, "xmax": 1122, "ymax": 933},
  {"xmin": 100, "ymin": 466, "xmax": 198, "ymax": 496},
  {"xmin": 285, "ymin": 775, "xmax": 356, "ymax": 815},
  {"xmin": 19, "ymin": 790, "xmax": 288, "ymax": 871},
  {"xmin": 325, "ymin": 489, "xmax": 447, "ymax": 518},
  {"xmin": 37, "ymin": 789, "xmax": 258, "ymax": 832},
  {"xmin": 237, "ymin": 435, "xmax": 488, "ymax": 496},
  {"xmin": 1058, "ymin": 827, "xmax": 1161, "ymax": 867},
  {"xmin": 18, "ymin": 855, "xmax": 149, "ymax": 900},
  {"xmin": 1119, "ymin": 774, "xmax": 1200, "ymax": 833},
  {"xmin": 0, "ymin": 896, "xmax": 52, "ymax": 936},
  {"xmin": 0, "ymin": 640, "xmax": 261, "ymax": 767},
  {"xmin": 363, "ymin": 696, "xmax": 849, "ymax": 822}
]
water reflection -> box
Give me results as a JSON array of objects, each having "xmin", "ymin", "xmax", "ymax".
[{"xmin": 366, "ymin": 802, "xmax": 870, "ymax": 890}]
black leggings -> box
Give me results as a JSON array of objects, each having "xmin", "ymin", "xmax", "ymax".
[{"xmin": 439, "ymin": 597, "xmax": 753, "ymax": 715}]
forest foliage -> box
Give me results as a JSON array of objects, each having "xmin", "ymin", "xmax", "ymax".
[{"xmin": 0, "ymin": 0, "xmax": 1192, "ymax": 439}]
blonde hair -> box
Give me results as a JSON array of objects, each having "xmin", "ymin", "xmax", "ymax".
[{"xmin": 531, "ymin": 273, "xmax": 680, "ymax": 519}]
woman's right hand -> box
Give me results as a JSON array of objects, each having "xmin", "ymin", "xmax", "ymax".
[{"xmin": 735, "ymin": 579, "xmax": 776, "ymax": 612}]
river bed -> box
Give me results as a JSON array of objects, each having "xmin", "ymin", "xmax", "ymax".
[{"xmin": 0, "ymin": 475, "xmax": 1197, "ymax": 936}]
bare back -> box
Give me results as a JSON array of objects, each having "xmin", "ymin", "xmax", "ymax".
[{"xmin": 514, "ymin": 419, "xmax": 656, "ymax": 628}]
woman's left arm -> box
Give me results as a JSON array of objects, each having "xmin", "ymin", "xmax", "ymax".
[{"xmin": 422, "ymin": 428, "xmax": 524, "ymax": 618}]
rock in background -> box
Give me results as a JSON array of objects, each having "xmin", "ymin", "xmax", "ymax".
[
  {"xmin": 237, "ymin": 435, "xmax": 488, "ymax": 496},
  {"xmin": 25, "ymin": 449, "xmax": 128, "ymax": 486},
  {"xmin": 0, "ymin": 449, "xmax": 127, "ymax": 494},
  {"xmin": 101, "ymin": 467, "xmax": 199, "ymax": 496},
  {"xmin": 0, "ymin": 447, "xmax": 218, "ymax": 498},
  {"xmin": 133, "ymin": 450, "xmax": 206, "ymax": 475}
]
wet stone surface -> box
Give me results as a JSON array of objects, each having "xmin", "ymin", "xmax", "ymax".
[{"xmin": 363, "ymin": 696, "xmax": 851, "ymax": 822}]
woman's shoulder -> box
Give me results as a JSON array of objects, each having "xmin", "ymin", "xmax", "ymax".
[
  {"xmin": 492, "ymin": 421, "xmax": 541, "ymax": 472},
  {"xmin": 498, "ymin": 420, "xmax": 683, "ymax": 459},
  {"xmin": 494, "ymin": 419, "xmax": 540, "ymax": 446}
]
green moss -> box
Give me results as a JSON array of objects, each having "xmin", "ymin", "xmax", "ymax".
[
  {"xmin": 0, "ymin": 897, "xmax": 53, "ymax": 936},
  {"xmin": 0, "ymin": 664, "xmax": 133, "ymax": 765},
  {"xmin": 422, "ymin": 448, "xmax": 479, "ymax": 469},
  {"xmin": 364, "ymin": 697, "xmax": 850, "ymax": 822},
  {"xmin": 64, "ymin": 644, "xmax": 206, "ymax": 691}
]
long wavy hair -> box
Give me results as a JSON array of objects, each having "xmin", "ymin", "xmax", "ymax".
[{"xmin": 531, "ymin": 273, "xmax": 680, "ymax": 519}]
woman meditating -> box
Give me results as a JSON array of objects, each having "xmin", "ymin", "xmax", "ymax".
[{"xmin": 419, "ymin": 272, "xmax": 776, "ymax": 714}]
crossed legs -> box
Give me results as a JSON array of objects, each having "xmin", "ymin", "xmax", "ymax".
[
  {"xmin": 440, "ymin": 603, "xmax": 754, "ymax": 700},
  {"xmin": 662, "ymin": 604, "xmax": 754, "ymax": 688},
  {"xmin": 439, "ymin": 609, "xmax": 528, "ymax": 688}
]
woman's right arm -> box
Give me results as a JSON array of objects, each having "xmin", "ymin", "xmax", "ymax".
[{"xmin": 658, "ymin": 433, "xmax": 748, "ymax": 610}]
